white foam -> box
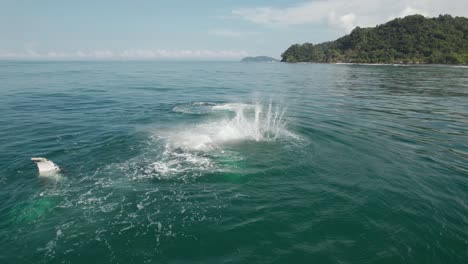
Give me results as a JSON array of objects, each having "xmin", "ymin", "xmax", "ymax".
[
  {"xmin": 150, "ymin": 146, "xmax": 214, "ymax": 177},
  {"xmin": 120, "ymin": 102, "xmax": 299, "ymax": 181}
]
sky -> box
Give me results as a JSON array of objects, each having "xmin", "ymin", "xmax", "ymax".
[{"xmin": 0, "ymin": 0, "xmax": 467, "ymax": 60}]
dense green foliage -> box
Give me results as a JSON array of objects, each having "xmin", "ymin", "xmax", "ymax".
[
  {"xmin": 241, "ymin": 56, "xmax": 280, "ymax": 62},
  {"xmin": 281, "ymin": 15, "xmax": 468, "ymax": 64}
]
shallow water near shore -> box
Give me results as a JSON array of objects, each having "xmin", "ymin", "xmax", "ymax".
[{"xmin": 0, "ymin": 61, "xmax": 467, "ymax": 263}]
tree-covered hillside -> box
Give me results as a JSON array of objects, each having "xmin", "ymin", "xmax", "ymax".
[{"xmin": 281, "ymin": 15, "xmax": 468, "ymax": 64}]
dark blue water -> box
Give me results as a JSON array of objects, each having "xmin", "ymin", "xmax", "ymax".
[{"xmin": 0, "ymin": 61, "xmax": 467, "ymax": 263}]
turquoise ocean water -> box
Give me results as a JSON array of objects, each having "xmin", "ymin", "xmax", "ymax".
[{"xmin": 0, "ymin": 61, "xmax": 467, "ymax": 263}]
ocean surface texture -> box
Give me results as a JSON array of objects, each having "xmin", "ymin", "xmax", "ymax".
[{"xmin": 0, "ymin": 61, "xmax": 467, "ymax": 263}]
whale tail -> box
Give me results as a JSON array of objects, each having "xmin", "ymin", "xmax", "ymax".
[{"xmin": 31, "ymin": 157, "xmax": 61, "ymax": 175}]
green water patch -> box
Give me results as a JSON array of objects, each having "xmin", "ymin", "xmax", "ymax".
[
  {"xmin": 8, "ymin": 197, "xmax": 58, "ymax": 224},
  {"xmin": 204, "ymin": 149, "xmax": 248, "ymax": 183},
  {"xmin": 219, "ymin": 172, "xmax": 249, "ymax": 183},
  {"xmin": 215, "ymin": 153, "xmax": 245, "ymax": 169}
]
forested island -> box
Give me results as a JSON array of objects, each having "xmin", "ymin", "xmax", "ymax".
[
  {"xmin": 241, "ymin": 56, "xmax": 280, "ymax": 62},
  {"xmin": 281, "ymin": 15, "xmax": 468, "ymax": 64}
]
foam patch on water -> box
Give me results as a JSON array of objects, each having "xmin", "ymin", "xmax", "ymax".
[
  {"xmin": 146, "ymin": 144, "xmax": 215, "ymax": 178},
  {"xmin": 113, "ymin": 139, "xmax": 243, "ymax": 182},
  {"xmin": 119, "ymin": 101, "xmax": 299, "ymax": 181}
]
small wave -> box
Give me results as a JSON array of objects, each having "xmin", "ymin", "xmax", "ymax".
[
  {"xmin": 172, "ymin": 102, "xmax": 216, "ymax": 114},
  {"xmin": 211, "ymin": 103, "xmax": 255, "ymax": 111},
  {"xmin": 450, "ymin": 65, "xmax": 468, "ymax": 69}
]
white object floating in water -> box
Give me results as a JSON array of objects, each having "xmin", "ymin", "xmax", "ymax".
[{"xmin": 31, "ymin": 157, "xmax": 61, "ymax": 175}]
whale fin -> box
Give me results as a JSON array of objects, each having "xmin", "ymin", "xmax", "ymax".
[{"xmin": 31, "ymin": 157, "xmax": 61, "ymax": 175}]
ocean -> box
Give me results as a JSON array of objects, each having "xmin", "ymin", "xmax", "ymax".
[{"xmin": 0, "ymin": 61, "xmax": 467, "ymax": 263}]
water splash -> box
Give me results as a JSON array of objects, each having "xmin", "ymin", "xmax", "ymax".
[
  {"xmin": 119, "ymin": 101, "xmax": 298, "ymax": 181},
  {"xmin": 167, "ymin": 102, "xmax": 295, "ymax": 151}
]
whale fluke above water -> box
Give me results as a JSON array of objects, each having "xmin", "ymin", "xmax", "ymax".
[{"xmin": 31, "ymin": 157, "xmax": 61, "ymax": 175}]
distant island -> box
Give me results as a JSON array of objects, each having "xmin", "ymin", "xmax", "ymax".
[
  {"xmin": 241, "ymin": 56, "xmax": 280, "ymax": 63},
  {"xmin": 281, "ymin": 15, "xmax": 468, "ymax": 64}
]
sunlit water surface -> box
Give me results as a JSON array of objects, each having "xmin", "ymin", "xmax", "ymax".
[{"xmin": 0, "ymin": 61, "xmax": 467, "ymax": 263}]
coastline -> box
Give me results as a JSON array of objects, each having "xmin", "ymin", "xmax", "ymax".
[{"xmin": 282, "ymin": 61, "xmax": 468, "ymax": 67}]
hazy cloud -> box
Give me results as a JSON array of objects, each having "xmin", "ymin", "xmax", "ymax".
[
  {"xmin": 232, "ymin": 0, "xmax": 468, "ymax": 33},
  {"xmin": 0, "ymin": 49, "xmax": 249, "ymax": 59},
  {"xmin": 398, "ymin": 6, "xmax": 428, "ymax": 18},
  {"xmin": 119, "ymin": 49, "xmax": 248, "ymax": 59},
  {"xmin": 327, "ymin": 12, "xmax": 357, "ymax": 32}
]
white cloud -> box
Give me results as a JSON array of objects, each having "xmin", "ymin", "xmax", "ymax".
[
  {"xmin": 398, "ymin": 6, "xmax": 428, "ymax": 18},
  {"xmin": 0, "ymin": 49, "xmax": 248, "ymax": 59},
  {"xmin": 232, "ymin": 0, "xmax": 468, "ymax": 33},
  {"xmin": 328, "ymin": 12, "xmax": 356, "ymax": 32}
]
